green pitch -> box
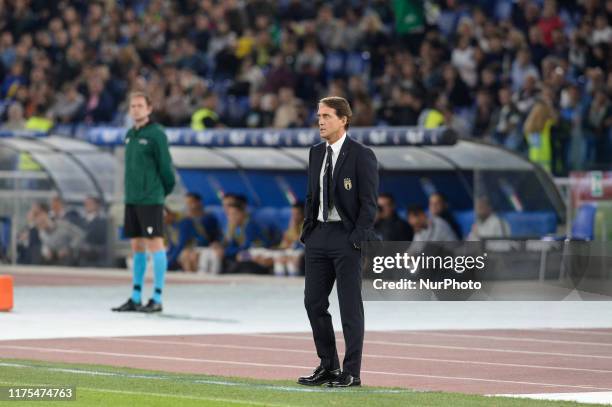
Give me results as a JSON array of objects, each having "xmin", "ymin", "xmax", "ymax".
[{"xmin": 0, "ymin": 359, "xmax": 600, "ymax": 406}]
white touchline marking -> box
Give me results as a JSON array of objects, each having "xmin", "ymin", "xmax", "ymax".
[
  {"xmin": 380, "ymin": 331, "xmax": 612, "ymax": 347},
  {"xmin": 0, "ymin": 379, "xmax": 288, "ymax": 407},
  {"xmin": 0, "ymin": 362, "xmax": 411, "ymax": 394},
  {"xmin": 99, "ymin": 337, "xmax": 612, "ymax": 374},
  {"xmin": 529, "ymin": 328, "xmax": 612, "ymax": 337},
  {"xmin": 0, "ymin": 345, "xmax": 311, "ymax": 370},
  {"xmin": 243, "ymin": 333, "xmax": 612, "ymax": 360},
  {"xmin": 1, "ymin": 345, "xmax": 611, "ymax": 391}
]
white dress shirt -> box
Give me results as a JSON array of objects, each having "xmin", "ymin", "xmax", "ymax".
[{"xmin": 317, "ymin": 132, "xmax": 346, "ymax": 222}]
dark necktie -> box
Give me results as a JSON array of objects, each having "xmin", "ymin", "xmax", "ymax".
[{"xmin": 323, "ymin": 146, "xmax": 334, "ymax": 221}]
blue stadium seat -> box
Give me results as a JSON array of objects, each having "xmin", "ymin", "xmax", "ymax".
[
  {"xmin": 571, "ymin": 203, "xmax": 597, "ymax": 240},
  {"xmin": 502, "ymin": 211, "xmax": 557, "ymax": 238},
  {"xmin": 453, "ymin": 210, "xmax": 474, "ymax": 238},
  {"xmin": 206, "ymin": 205, "xmax": 226, "ymax": 230},
  {"xmin": 0, "ymin": 217, "xmax": 10, "ymax": 258}
]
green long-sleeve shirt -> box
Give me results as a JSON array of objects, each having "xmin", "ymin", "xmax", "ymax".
[{"xmin": 124, "ymin": 122, "xmax": 175, "ymax": 205}]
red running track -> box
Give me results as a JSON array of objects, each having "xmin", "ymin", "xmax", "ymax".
[{"xmin": 1, "ymin": 328, "xmax": 612, "ymax": 394}]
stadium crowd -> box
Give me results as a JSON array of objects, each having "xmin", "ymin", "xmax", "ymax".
[{"xmin": 0, "ymin": 0, "xmax": 610, "ymax": 175}]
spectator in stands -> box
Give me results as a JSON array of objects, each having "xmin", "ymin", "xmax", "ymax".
[
  {"xmin": 35, "ymin": 208, "xmax": 84, "ymax": 266},
  {"xmin": 0, "ymin": 0, "xmax": 609, "ymax": 174},
  {"xmin": 49, "ymin": 196, "xmax": 83, "ymax": 227},
  {"xmin": 523, "ymin": 86, "xmax": 558, "ymax": 172},
  {"xmin": 2, "ymin": 102, "xmax": 25, "ymax": 130},
  {"xmin": 407, "ymin": 204, "xmax": 457, "ymax": 242},
  {"xmin": 273, "ymin": 86, "xmax": 301, "ymax": 128},
  {"xmin": 78, "ymin": 196, "xmax": 110, "ymax": 267},
  {"xmin": 407, "ymin": 204, "xmax": 457, "ymax": 253},
  {"xmin": 351, "ymin": 93, "xmax": 376, "ymax": 127},
  {"xmin": 491, "ymin": 86, "xmax": 523, "ymax": 150},
  {"xmin": 381, "ymin": 86, "xmax": 422, "ymax": 126},
  {"xmin": 513, "ymin": 74, "xmax": 539, "ymax": 117},
  {"xmin": 197, "ymin": 200, "xmax": 268, "ymax": 274},
  {"xmin": 583, "ymin": 90, "xmax": 612, "ymax": 169},
  {"xmin": 441, "ymin": 64, "xmax": 472, "ymax": 109},
  {"xmin": 191, "ymin": 92, "xmax": 221, "ymax": 130},
  {"xmin": 17, "ymin": 201, "xmax": 46, "ymax": 264},
  {"xmin": 163, "ymin": 84, "xmax": 191, "ymax": 127},
  {"xmin": 163, "ymin": 206, "xmax": 182, "ymax": 271},
  {"xmin": 174, "ymin": 192, "xmax": 221, "ymax": 272},
  {"xmin": 470, "ymin": 89, "xmax": 495, "ymax": 138},
  {"xmin": 49, "ymin": 82, "xmax": 84, "ymax": 124},
  {"xmin": 467, "ymin": 196, "xmax": 511, "ymax": 241},
  {"xmin": 511, "ymin": 48, "xmax": 540, "ymax": 93},
  {"xmin": 428, "ymin": 193, "xmax": 462, "ymax": 240},
  {"xmin": 83, "ymin": 78, "xmax": 114, "ymax": 124},
  {"xmin": 374, "ymin": 193, "xmax": 413, "ymax": 241},
  {"xmin": 24, "ymin": 103, "xmax": 53, "ymax": 132},
  {"xmin": 251, "ymin": 202, "xmax": 305, "ymax": 276}
]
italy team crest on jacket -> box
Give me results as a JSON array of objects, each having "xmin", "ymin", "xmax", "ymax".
[{"xmin": 344, "ymin": 177, "xmax": 352, "ymax": 190}]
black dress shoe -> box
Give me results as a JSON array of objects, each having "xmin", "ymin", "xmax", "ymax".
[
  {"xmin": 111, "ymin": 298, "xmax": 141, "ymax": 312},
  {"xmin": 139, "ymin": 299, "xmax": 162, "ymax": 313},
  {"xmin": 297, "ymin": 366, "xmax": 341, "ymax": 386},
  {"xmin": 327, "ymin": 372, "xmax": 361, "ymax": 387}
]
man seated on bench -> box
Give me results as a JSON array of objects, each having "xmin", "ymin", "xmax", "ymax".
[
  {"xmin": 196, "ymin": 199, "xmax": 269, "ymax": 274},
  {"xmin": 250, "ymin": 202, "xmax": 306, "ymax": 276},
  {"xmin": 171, "ymin": 192, "xmax": 221, "ymax": 272},
  {"xmin": 467, "ymin": 196, "xmax": 511, "ymax": 240}
]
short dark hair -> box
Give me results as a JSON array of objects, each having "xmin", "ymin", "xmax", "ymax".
[
  {"xmin": 186, "ymin": 192, "xmax": 202, "ymax": 202},
  {"xmin": 228, "ymin": 201, "xmax": 246, "ymax": 212},
  {"xmin": 319, "ymin": 96, "xmax": 352, "ymax": 130},
  {"xmin": 234, "ymin": 194, "xmax": 248, "ymax": 206},
  {"xmin": 36, "ymin": 201, "xmax": 50, "ymax": 213},
  {"xmin": 407, "ymin": 204, "xmax": 425, "ymax": 216},
  {"xmin": 429, "ymin": 192, "xmax": 447, "ymax": 203},
  {"xmin": 85, "ymin": 196, "xmax": 101, "ymax": 206},
  {"xmin": 378, "ymin": 192, "xmax": 395, "ymax": 204},
  {"xmin": 292, "ymin": 201, "xmax": 305, "ymax": 214}
]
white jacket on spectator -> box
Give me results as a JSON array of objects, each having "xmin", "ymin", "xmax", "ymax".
[
  {"xmin": 39, "ymin": 219, "xmax": 84, "ymax": 258},
  {"xmin": 413, "ymin": 216, "xmax": 458, "ymax": 242},
  {"xmin": 468, "ymin": 214, "xmax": 511, "ymax": 241}
]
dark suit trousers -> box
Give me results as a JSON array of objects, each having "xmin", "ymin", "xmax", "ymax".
[{"xmin": 304, "ymin": 221, "xmax": 364, "ymax": 377}]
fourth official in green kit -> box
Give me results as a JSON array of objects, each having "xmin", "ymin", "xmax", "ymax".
[{"xmin": 112, "ymin": 91, "xmax": 175, "ymax": 313}]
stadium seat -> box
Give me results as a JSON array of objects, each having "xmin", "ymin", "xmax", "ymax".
[
  {"xmin": 571, "ymin": 203, "xmax": 597, "ymax": 240},
  {"xmin": 502, "ymin": 211, "xmax": 557, "ymax": 238},
  {"xmin": 206, "ymin": 205, "xmax": 226, "ymax": 230},
  {"xmin": 453, "ymin": 210, "xmax": 474, "ymax": 238},
  {"xmin": 0, "ymin": 217, "xmax": 11, "ymax": 259},
  {"xmin": 593, "ymin": 203, "xmax": 612, "ymax": 241}
]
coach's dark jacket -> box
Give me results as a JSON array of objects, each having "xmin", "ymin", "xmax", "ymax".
[{"xmin": 300, "ymin": 135, "xmax": 379, "ymax": 248}]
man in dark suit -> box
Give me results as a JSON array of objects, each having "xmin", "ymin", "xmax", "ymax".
[{"xmin": 298, "ymin": 96, "xmax": 379, "ymax": 388}]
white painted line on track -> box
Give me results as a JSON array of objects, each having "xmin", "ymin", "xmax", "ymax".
[
  {"xmin": 244, "ymin": 333, "xmax": 612, "ymax": 360},
  {"xmin": 99, "ymin": 337, "xmax": 612, "ymax": 375},
  {"xmin": 382, "ymin": 331, "xmax": 612, "ymax": 347},
  {"xmin": 0, "ymin": 362, "xmax": 412, "ymax": 394},
  {"xmin": 1, "ymin": 347, "xmax": 611, "ymax": 392},
  {"xmin": 529, "ymin": 329, "xmax": 612, "ymax": 338}
]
